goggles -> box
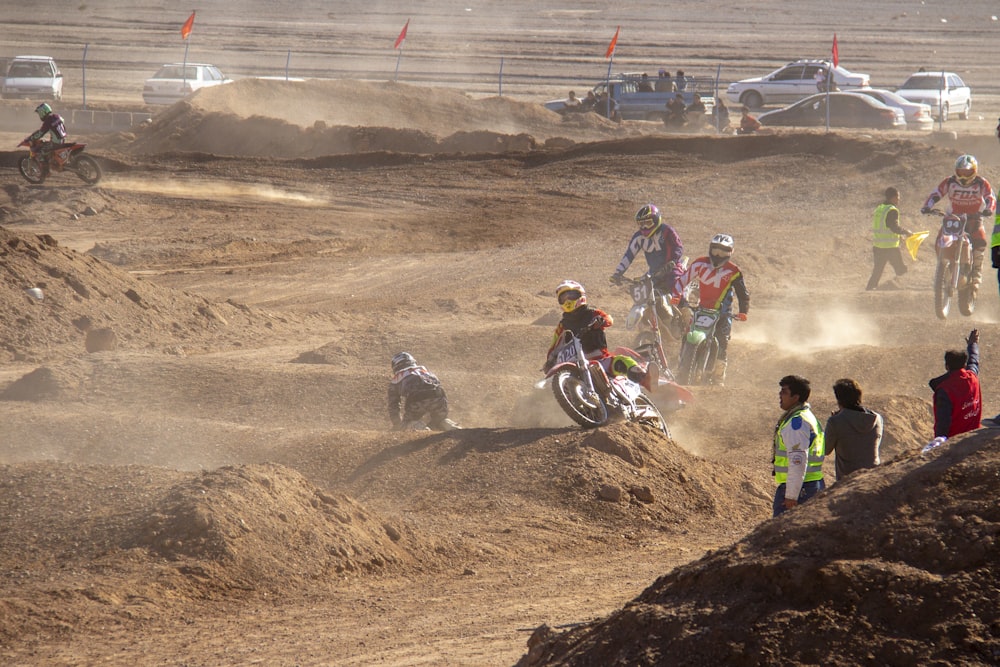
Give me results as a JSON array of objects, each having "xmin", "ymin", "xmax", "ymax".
[{"xmin": 558, "ymin": 290, "xmax": 582, "ymax": 304}]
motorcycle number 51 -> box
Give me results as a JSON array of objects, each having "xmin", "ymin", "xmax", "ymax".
[{"xmin": 631, "ymin": 283, "xmax": 650, "ymax": 302}]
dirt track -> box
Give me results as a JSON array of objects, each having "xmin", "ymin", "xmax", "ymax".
[{"xmin": 3, "ymin": 2, "xmax": 1000, "ymax": 666}]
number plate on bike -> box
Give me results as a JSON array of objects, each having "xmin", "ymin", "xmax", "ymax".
[{"xmin": 631, "ymin": 283, "xmax": 650, "ymax": 303}]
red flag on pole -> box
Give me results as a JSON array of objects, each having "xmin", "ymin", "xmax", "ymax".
[
  {"xmin": 181, "ymin": 11, "xmax": 195, "ymax": 40},
  {"xmin": 605, "ymin": 26, "xmax": 620, "ymax": 59},
  {"xmin": 394, "ymin": 19, "xmax": 409, "ymax": 49},
  {"xmin": 831, "ymin": 33, "xmax": 839, "ymax": 67}
]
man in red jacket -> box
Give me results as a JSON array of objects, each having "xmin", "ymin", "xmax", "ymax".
[{"xmin": 929, "ymin": 329, "xmax": 981, "ymax": 438}]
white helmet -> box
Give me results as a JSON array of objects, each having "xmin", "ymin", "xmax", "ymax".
[
  {"xmin": 555, "ymin": 280, "xmax": 586, "ymax": 313},
  {"xmin": 708, "ymin": 233, "xmax": 735, "ymax": 267}
]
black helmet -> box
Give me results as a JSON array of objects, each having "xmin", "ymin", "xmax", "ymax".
[{"xmin": 391, "ymin": 352, "xmax": 417, "ymax": 373}]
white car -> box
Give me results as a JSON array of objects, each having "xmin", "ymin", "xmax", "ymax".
[
  {"xmin": 848, "ymin": 89, "xmax": 933, "ymax": 131},
  {"xmin": 894, "ymin": 71, "xmax": 971, "ymax": 122},
  {"xmin": 726, "ymin": 60, "xmax": 870, "ymax": 109},
  {"xmin": 2, "ymin": 55, "xmax": 62, "ymax": 101},
  {"xmin": 142, "ymin": 63, "xmax": 231, "ymax": 105}
]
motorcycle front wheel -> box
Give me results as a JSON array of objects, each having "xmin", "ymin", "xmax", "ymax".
[
  {"xmin": 677, "ymin": 340, "xmax": 709, "ymax": 386},
  {"xmin": 551, "ymin": 368, "xmax": 608, "ymax": 429},
  {"xmin": 18, "ymin": 156, "xmax": 46, "ymax": 184},
  {"xmin": 633, "ymin": 394, "xmax": 669, "ymax": 437},
  {"xmin": 933, "ymin": 260, "xmax": 954, "ymax": 320},
  {"xmin": 71, "ymin": 155, "xmax": 102, "ymax": 185}
]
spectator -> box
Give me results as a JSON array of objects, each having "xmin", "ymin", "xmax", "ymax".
[
  {"xmin": 664, "ymin": 93, "xmax": 688, "ymax": 127},
  {"xmin": 580, "ymin": 90, "xmax": 598, "ymax": 112},
  {"xmin": 737, "ymin": 105, "xmax": 762, "ymax": 135},
  {"xmin": 686, "ymin": 95, "xmax": 707, "ymax": 117},
  {"xmin": 866, "ymin": 186, "xmax": 913, "ymax": 291},
  {"xmin": 655, "ymin": 69, "xmax": 674, "ymax": 92},
  {"xmin": 563, "ymin": 90, "xmax": 581, "ymax": 111},
  {"xmin": 929, "ymin": 329, "xmax": 981, "ymax": 438},
  {"xmin": 712, "ymin": 97, "xmax": 731, "ymax": 133},
  {"xmin": 824, "ymin": 378, "xmax": 883, "ymax": 481},
  {"xmin": 815, "ymin": 67, "xmax": 829, "ymax": 93},
  {"xmin": 996, "ymin": 116, "xmax": 1000, "ymax": 145},
  {"xmin": 772, "ymin": 375, "xmax": 826, "ymax": 517},
  {"xmin": 637, "ymin": 73, "xmax": 654, "ymax": 92},
  {"xmin": 674, "ymin": 70, "xmax": 687, "ymax": 91}
]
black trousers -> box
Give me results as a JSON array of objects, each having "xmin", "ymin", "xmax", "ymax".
[{"xmin": 867, "ymin": 246, "xmax": 907, "ymax": 290}]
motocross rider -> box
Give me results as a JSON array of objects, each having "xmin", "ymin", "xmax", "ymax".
[
  {"xmin": 921, "ymin": 154, "xmax": 996, "ymax": 300},
  {"xmin": 672, "ymin": 234, "xmax": 750, "ymax": 386},
  {"xmin": 387, "ymin": 352, "xmax": 459, "ymax": 431},
  {"xmin": 27, "ymin": 103, "xmax": 67, "ymax": 166},
  {"xmin": 610, "ymin": 204, "xmax": 685, "ymax": 333},
  {"xmin": 545, "ymin": 280, "xmax": 653, "ymax": 390}
]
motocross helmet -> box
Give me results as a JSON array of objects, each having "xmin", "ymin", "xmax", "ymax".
[
  {"xmin": 635, "ymin": 204, "xmax": 662, "ymax": 239},
  {"xmin": 708, "ymin": 233, "xmax": 735, "ymax": 268},
  {"xmin": 955, "ymin": 154, "xmax": 978, "ymax": 186},
  {"xmin": 391, "ymin": 352, "xmax": 417, "ymax": 374},
  {"xmin": 35, "ymin": 103, "xmax": 52, "ymax": 120},
  {"xmin": 556, "ymin": 280, "xmax": 587, "ymax": 313}
]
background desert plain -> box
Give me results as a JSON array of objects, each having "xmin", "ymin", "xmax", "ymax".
[{"xmin": 2, "ymin": 1, "xmax": 1000, "ymax": 665}]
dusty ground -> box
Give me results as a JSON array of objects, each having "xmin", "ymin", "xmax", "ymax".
[{"xmin": 2, "ymin": 2, "xmax": 1000, "ymax": 666}]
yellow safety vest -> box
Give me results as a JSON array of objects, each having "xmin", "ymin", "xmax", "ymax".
[
  {"xmin": 773, "ymin": 406, "xmax": 825, "ymax": 484},
  {"xmin": 872, "ymin": 203, "xmax": 900, "ymax": 249},
  {"xmin": 991, "ymin": 212, "xmax": 1000, "ymax": 249}
]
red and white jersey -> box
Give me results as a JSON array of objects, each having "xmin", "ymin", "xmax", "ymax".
[
  {"xmin": 923, "ymin": 175, "xmax": 996, "ymax": 216},
  {"xmin": 673, "ymin": 257, "xmax": 750, "ymax": 312}
]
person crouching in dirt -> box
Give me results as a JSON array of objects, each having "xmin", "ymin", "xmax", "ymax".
[
  {"xmin": 388, "ymin": 352, "xmax": 460, "ymax": 431},
  {"xmin": 544, "ymin": 280, "xmax": 654, "ymax": 390}
]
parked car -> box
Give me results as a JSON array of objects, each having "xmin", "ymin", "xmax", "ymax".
[
  {"xmin": 757, "ymin": 92, "xmax": 905, "ymax": 130},
  {"xmin": 2, "ymin": 55, "xmax": 62, "ymax": 100},
  {"xmin": 848, "ymin": 89, "xmax": 933, "ymax": 131},
  {"xmin": 726, "ymin": 60, "xmax": 870, "ymax": 109},
  {"xmin": 142, "ymin": 63, "xmax": 231, "ymax": 105},
  {"xmin": 894, "ymin": 71, "xmax": 971, "ymax": 121}
]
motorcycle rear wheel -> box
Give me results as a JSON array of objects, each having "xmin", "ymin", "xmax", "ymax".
[
  {"xmin": 551, "ymin": 368, "xmax": 608, "ymax": 428},
  {"xmin": 933, "ymin": 260, "xmax": 954, "ymax": 320},
  {"xmin": 633, "ymin": 394, "xmax": 669, "ymax": 437},
  {"xmin": 72, "ymin": 155, "xmax": 102, "ymax": 185},
  {"xmin": 18, "ymin": 156, "xmax": 46, "ymax": 184}
]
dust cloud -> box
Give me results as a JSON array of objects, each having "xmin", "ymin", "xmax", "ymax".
[
  {"xmin": 102, "ymin": 176, "xmax": 327, "ymax": 206},
  {"xmin": 741, "ymin": 303, "xmax": 880, "ymax": 354}
]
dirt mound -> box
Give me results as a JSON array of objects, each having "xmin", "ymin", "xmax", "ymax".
[
  {"xmin": 344, "ymin": 424, "xmax": 771, "ymax": 546},
  {"xmin": 97, "ymin": 79, "xmax": 626, "ymax": 157},
  {"xmin": 0, "ymin": 462, "xmax": 427, "ymax": 643},
  {"xmin": 517, "ymin": 430, "xmax": 1000, "ymax": 667},
  {"xmin": 0, "ymin": 225, "xmax": 298, "ymax": 363}
]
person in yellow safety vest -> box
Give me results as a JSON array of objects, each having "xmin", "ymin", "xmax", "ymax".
[
  {"xmin": 866, "ymin": 186, "xmax": 913, "ymax": 291},
  {"xmin": 773, "ymin": 375, "xmax": 826, "ymax": 517}
]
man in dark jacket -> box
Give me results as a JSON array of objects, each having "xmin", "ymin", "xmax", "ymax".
[
  {"xmin": 387, "ymin": 352, "xmax": 460, "ymax": 431},
  {"xmin": 824, "ymin": 378, "xmax": 883, "ymax": 480},
  {"xmin": 929, "ymin": 329, "xmax": 981, "ymax": 438}
]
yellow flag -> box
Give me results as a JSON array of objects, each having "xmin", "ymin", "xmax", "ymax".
[{"xmin": 906, "ymin": 231, "xmax": 929, "ymax": 261}]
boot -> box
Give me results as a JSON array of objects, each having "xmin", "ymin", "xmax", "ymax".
[
  {"xmin": 710, "ymin": 360, "xmax": 728, "ymax": 387},
  {"xmin": 970, "ymin": 248, "xmax": 986, "ymax": 299}
]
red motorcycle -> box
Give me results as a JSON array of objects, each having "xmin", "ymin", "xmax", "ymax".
[
  {"xmin": 17, "ymin": 138, "xmax": 102, "ymax": 185},
  {"xmin": 927, "ymin": 208, "xmax": 976, "ymax": 319}
]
